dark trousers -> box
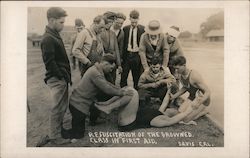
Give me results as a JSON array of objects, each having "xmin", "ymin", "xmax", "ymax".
[
  {"xmin": 120, "ymin": 52, "xmax": 143, "ymax": 90},
  {"xmin": 89, "ymin": 91, "xmax": 113, "ymax": 125},
  {"xmin": 138, "ymin": 86, "xmax": 168, "ymax": 108},
  {"xmin": 69, "ymin": 104, "xmax": 86, "ymax": 138}
]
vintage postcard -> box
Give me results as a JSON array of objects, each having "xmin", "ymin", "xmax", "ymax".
[{"xmin": 1, "ymin": 1, "xmax": 249, "ymax": 158}]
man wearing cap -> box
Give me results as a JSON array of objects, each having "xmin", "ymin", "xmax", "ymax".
[
  {"xmin": 166, "ymin": 26, "xmax": 184, "ymax": 74},
  {"xmin": 72, "ymin": 15, "xmax": 105, "ymax": 77},
  {"xmin": 139, "ymin": 20, "xmax": 170, "ymax": 72},
  {"xmin": 65, "ymin": 54, "xmax": 139, "ymax": 139},
  {"xmin": 120, "ymin": 10, "xmax": 145, "ymax": 90},
  {"xmin": 70, "ymin": 18, "xmax": 85, "ymax": 70},
  {"xmin": 40, "ymin": 7, "xmax": 71, "ymax": 145},
  {"xmin": 100, "ymin": 11, "xmax": 122, "ymax": 84}
]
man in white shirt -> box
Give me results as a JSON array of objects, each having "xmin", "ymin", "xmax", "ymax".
[{"xmin": 120, "ymin": 10, "xmax": 145, "ymax": 90}]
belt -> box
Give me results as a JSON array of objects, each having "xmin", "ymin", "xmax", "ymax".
[{"xmin": 127, "ymin": 51, "xmax": 139, "ymax": 55}]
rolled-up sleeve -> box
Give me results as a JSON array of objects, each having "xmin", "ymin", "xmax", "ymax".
[
  {"xmin": 139, "ymin": 34, "xmax": 149, "ymax": 70},
  {"xmin": 162, "ymin": 35, "xmax": 170, "ymax": 68}
]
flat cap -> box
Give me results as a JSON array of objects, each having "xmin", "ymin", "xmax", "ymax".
[
  {"xmin": 47, "ymin": 7, "xmax": 67, "ymax": 19},
  {"xmin": 101, "ymin": 53, "xmax": 116, "ymax": 63},
  {"xmin": 103, "ymin": 11, "xmax": 117, "ymax": 20}
]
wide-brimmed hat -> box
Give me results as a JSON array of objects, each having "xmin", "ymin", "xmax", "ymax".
[
  {"xmin": 75, "ymin": 18, "xmax": 85, "ymax": 29},
  {"xmin": 145, "ymin": 20, "xmax": 162, "ymax": 35},
  {"xmin": 167, "ymin": 26, "xmax": 180, "ymax": 38}
]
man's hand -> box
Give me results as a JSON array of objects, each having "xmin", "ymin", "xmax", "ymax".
[
  {"xmin": 155, "ymin": 81, "xmax": 162, "ymax": 87},
  {"xmin": 169, "ymin": 93, "xmax": 176, "ymax": 101},
  {"xmin": 121, "ymin": 89, "xmax": 134, "ymax": 96},
  {"xmin": 86, "ymin": 61, "xmax": 93, "ymax": 68},
  {"xmin": 191, "ymin": 102, "xmax": 200, "ymax": 110},
  {"xmin": 117, "ymin": 66, "xmax": 123, "ymax": 74}
]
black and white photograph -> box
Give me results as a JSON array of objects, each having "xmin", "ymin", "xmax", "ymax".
[
  {"xmin": 1, "ymin": 1, "xmax": 249, "ymax": 158},
  {"xmin": 27, "ymin": 7, "xmax": 224, "ymax": 147}
]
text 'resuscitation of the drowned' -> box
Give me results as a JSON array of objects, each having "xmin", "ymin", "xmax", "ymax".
[{"xmin": 87, "ymin": 131, "xmax": 213, "ymax": 146}]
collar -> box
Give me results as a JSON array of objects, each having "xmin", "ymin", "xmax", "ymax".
[
  {"xmin": 149, "ymin": 67, "xmax": 165, "ymax": 78},
  {"xmin": 95, "ymin": 63, "xmax": 104, "ymax": 76},
  {"xmin": 45, "ymin": 26, "xmax": 61, "ymax": 40}
]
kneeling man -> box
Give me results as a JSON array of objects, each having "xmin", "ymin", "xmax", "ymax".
[
  {"xmin": 164, "ymin": 55, "xmax": 211, "ymax": 123},
  {"xmin": 138, "ymin": 57, "xmax": 176, "ymax": 108},
  {"xmin": 67, "ymin": 54, "xmax": 139, "ymax": 139}
]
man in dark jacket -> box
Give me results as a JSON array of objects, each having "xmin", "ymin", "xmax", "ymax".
[
  {"xmin": 40, "ymin": 7, "xmax": 71, "ymax": 145},
  {"xmin": 120, "ymin": 10, "xmax": 145, "ymax": 90}
]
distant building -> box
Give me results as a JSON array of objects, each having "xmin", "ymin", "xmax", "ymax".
[
  {"xmin": 27, "ymin": 26, "xmax": 76, "ymax": 48},
  {"xmin": 206, "ymin": 29, "xmax": 224, "ymax": 42},
  {"xmin": 27, "ymin": 33, "xmax": 43, "ymax": 47},
  {"xmin": 60, "ymin": 25, "xmax": 76, "ymax": 45}
]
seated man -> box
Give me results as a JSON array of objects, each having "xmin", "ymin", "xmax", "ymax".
[
  {"xmin": 66, "ymin": 54, "xmax": 139, "ymax": 139},
  {"xmin": 159, "ymin": 55, "xmax": 211, "ymax": 123},
  {"xmin": 137, "ymin": 57, "xmax": 176, "ymax": 108}
]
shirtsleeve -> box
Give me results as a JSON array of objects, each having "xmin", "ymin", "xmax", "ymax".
[
  {"xmin": 138, "ymin": 71, "xmax": 147, "ymax": 87},
  {"xmin": 139, "ymin": 34, "xmax": 149, "ymax": 70},
  {"xmin": 113, "ymin": 32, "xmax": 121, "ymax": 66},
  {"xmin": 92, "ymin": 74, "xmax": 122, "ymax": 96},
  {"xmin": 72, "ymin": 30, "xmax": 91, "ymax": 64},
  {"xmin": 162, "ymin": 35, "xmax": 170, "ymax": 68}
]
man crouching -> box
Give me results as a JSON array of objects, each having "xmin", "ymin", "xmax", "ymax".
[
  {"xmin": 138, "ymin": 57, "xmax": 176, "ymax": 109},
  {"xmin": 66, "ymin": 54, "xmax": 139, "ymax": 139}
]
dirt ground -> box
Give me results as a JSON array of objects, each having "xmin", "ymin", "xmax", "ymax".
[{"xmin": 27, "ymin": 40, "xmax": 224, "ymax": 147}]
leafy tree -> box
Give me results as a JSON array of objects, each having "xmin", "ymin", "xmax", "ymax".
[
  {"xmin": 178, "ymin": 31, "xmax": 192, "ymax": 38},
  {"xmin": 199, "ymin": 11, "xmax": 224, "ymax": 38}
]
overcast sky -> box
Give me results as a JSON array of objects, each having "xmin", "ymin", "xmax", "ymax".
[{"xmin": 28, "ymin": 7, "xmax": 223, "ymax": 35}]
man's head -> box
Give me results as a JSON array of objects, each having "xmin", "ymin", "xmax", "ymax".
[
  {"xmin": 100, "ymin": 54, "xmax": 116, "ymax": 74},
  {"xmin": 167, "ymin": 26, "xmax": 180, "ymax": 44},
  {"xmin": 103, "ymin": 11, "xmax": 117, "ymax": 30},
  {"xmin": 145, "ymin": 20, "xmax": 162, "ymax": 40},
  {"xmin": 150, "ymin": 57, "xmax": 162, "ymax": 74},
  {"xmin": 129, "ymin": 10, "xmax": 139, "ymax": 28},
  {"xmin": 172, "ymin": 56, "xmax": 187, "ymax": 74},
  {"xmin": 113, "ymin": 12, "xmax": 126, "ymax": 30},
  {"xmin": 92, "ymin": 15, "xmax": 105, "ymax": 34},
  {"xmin": 47, "ymin": 7, "xmax": 67, "ymax": 32},
  {"xmin": 75, "ymin": 18, "xmax": 85, "ymax": 33}
]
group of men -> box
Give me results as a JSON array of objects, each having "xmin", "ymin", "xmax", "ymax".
[{"xmin": 39, "ymin": 7, "xmax": 211, "ymax": 145}]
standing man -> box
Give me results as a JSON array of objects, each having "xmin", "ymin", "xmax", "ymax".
[
  {"xmin": 100, "ymin": 11, "xmax": 122, "ymax": 84},
  {"xmin": 110, "ymin": 12, "xmax": 126, "ymax": 63},
  {"xmin": 166, "ymin": 26, "xmax": 184, "ymax": 74},
  {"xmin": 40, "ymin": 7, "xmax": 71, "ymax": 145},
  {"xmin": 70, "ymin": 18, "xmax": 85, "ymax": 70},
  {"xmin": 139, "ymin": 20, "xmax": 170, "ymax": 71},
  {"xmin": 72, "ymin": 15, "xmax": 105, "ymax": 77},
  {"xmin": 66, "ymin": 54, "xmax": 139, "ymax": 139},
  {"xmin": 120, "ymin": 10, "xmax": 145, "ymax": 90}
]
